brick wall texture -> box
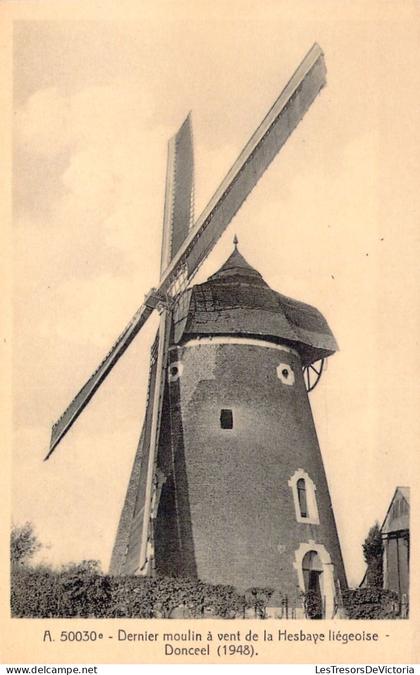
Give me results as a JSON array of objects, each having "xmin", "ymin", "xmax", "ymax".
[{"xmin": 152, "ymin": 340, "xmax": 347, "ymax": 600}]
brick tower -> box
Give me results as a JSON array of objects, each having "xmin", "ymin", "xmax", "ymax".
[{"xmin": 110, "ymin": 244, "xmax": 347, "ymax": 618}]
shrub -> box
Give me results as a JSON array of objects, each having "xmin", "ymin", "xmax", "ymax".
[
  {"xmin": 59, "ymin": 561, "xmax": 112, "ymax": 618},
  {"xmin": 302, "ymin": 590, "xmax": 323, "ymax": 619},
  {"xmin": 11, "ymin": 565, "xmax": 61, "ymax": 618},
  {"xmin": 342, "ymin": 588, "xmax": 399, "ymax": 619}
]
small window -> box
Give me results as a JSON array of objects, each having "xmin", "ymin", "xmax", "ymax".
[
  {"xmin": 220, "ymin": 409, "xmax": 233, "ymax": 429},
  {"xmin": 277, "ymin": 363, "xmax": 295, "ymax": 385},
  {"xmin": 297, "ymin": 478, "xmax": 308, "ymax": 518},
  {"xmin": 168, "ymin": 361, "xmax": 183, "ymax": 382}
]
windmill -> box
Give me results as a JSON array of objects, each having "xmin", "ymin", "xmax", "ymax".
[{"xmin": 46, "ymin": 43, "xmax": 346, "ymax": 617}]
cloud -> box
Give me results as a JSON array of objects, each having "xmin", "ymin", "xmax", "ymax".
[
  {"xmin": 15, "ymin": 82, "xmax": 156, "ymax": 156},
  {"xmin": 14, "ymin": 81, "xmax": 170, "ymax": 283},
  {"xmin": 15, "ymin": 87, "xmax": 72, "ymax": 157}
]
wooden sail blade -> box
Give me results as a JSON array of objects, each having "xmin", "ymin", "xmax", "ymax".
[
  {"xmin": 137, "ymin": 309, "xmax": 172, "ymax": 573},
  {"xmin": 160, "ymin": 114, "xmax": 194, "ymax": 277},
  {"xmin": 45, "ymin": 294, "xmax": 161, "ymax": 460},
  {"xmin": 159, "ymin": 43, "xmax": 326, "ymax": 292},
  {"xmin": 109, "ymin": 334, "xmax": 159, "ymax": 575}
]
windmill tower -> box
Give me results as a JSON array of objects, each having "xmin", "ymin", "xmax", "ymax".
[{"xmin": 46, "ymin": 44, "xmax": 347, "ymax": 618}]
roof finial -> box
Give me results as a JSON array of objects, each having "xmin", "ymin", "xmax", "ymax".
[{"xmin": 233, "ymin": 234, "xmax": 239, "ymax": 250}]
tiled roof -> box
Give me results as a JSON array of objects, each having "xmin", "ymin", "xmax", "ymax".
[{"xmin": 173, "ymin": 248, "xmax": 338, "ymax": 366}]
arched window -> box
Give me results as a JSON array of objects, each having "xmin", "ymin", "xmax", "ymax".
[
  {"xmin": 288, "ymin": 469, "xmax": 319, "ymax": 525},
  {"xmin": 297, "ymin": 478, "xmax": 308, "ymax": 518}
]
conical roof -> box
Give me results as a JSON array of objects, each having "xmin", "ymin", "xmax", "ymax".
[
  {"xmin": 207, "ymin": 247, "xmax": 267, "ymax": 284},
  {"xmin": 173, "ymin": 246, "xmax": 338, "ymax": 366}
]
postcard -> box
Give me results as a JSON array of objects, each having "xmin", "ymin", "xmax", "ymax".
[{"xmin": 1, "ymin": 0, "xmax": 419, "ymax": 667}]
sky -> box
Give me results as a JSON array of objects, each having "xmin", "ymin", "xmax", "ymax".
[{"xmin": 11, "ymin": 3, "xmax": 420, "ymax": 587}]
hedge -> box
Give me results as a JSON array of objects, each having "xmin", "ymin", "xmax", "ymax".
[
  {"xmin": 11, "ymin": 562, "xmax": 274, "ymax": 619},
  {"xmin": 342, "ymin": 588, "xmax": 400, "ymax": 619},
  {"xmin": 12, "ymin": 562, "xmax": 403, "ymax": 620}
]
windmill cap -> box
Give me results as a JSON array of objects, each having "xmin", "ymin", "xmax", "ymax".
[{"xmin": 173, "ymin": 246, "xmax": 338, "ymax": 366}]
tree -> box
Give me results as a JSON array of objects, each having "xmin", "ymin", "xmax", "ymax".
[
  {"xmin": 363, "ymin": 522, "xmax": 383, "ymax": 588},
  {"xmin": 10, "ymin": 522, "xmax": 41, "ymax": 567}
]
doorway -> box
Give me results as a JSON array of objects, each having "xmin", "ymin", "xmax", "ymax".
[{"xmin": 302, "ymin": 550, "xmax": 324, "ymax": 619}]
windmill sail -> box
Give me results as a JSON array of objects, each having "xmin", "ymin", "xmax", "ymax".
[
  {"xmin": 111, "ymin": 119, "xmax": 194, "ymax": 573},
  {"xmin": 108, "ymin": 337, "xmax": 158, "ymax": 575},
  {"xmin": 173, "ymin": 43, "xmax": 326, "ymax": 283},
  {"xmin": 45, "ymin": 299, "xmax": 157, "ymax": 460},
  {"xmin": 46, "ymin": 43, "xmax": 326, "ymax": 460},
  {"xmin": 160, "ymin": 114, "xmax": 194, "ymax": 275}
]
